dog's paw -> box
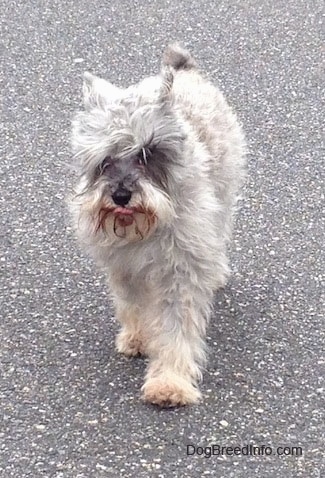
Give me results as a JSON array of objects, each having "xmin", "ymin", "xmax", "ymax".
[
  {"xmin": 141, "ymin": 375, "xmax": 201, "ymax": 407},
  {"xmin": 116, "ymin": 330, "xmax": 146, "ymax": 357}
]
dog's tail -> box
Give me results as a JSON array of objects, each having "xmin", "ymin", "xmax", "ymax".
[{"xmin": 162, "ymin": 43, "xmax": 197, "ymax": 71}]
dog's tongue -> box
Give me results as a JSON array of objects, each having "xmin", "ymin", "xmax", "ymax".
[
  {"xmin": 114, "ymin": 207, "xmax": 134, "ymax": 227},
  {"xmin": 113, "ymin": 207, "xmax": 134, "ymax": 216}
]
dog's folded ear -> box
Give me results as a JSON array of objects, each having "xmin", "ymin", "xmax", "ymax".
[{"xmin": 82, "ymin": 72, "xmax": 121, "ymax": 111}]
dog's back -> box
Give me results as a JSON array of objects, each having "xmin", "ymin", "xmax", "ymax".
[{"xmin": 163, "ymin": 44, "xmax": 246, "ymax": 212}]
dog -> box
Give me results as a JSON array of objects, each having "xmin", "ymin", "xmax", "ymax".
[{"xmin": 69, "ymin": 44, "xmax": 246, "ymax": 407}]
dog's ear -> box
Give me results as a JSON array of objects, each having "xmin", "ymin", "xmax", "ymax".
[
  {"xmin": 159, "ymin": 66, "xmax": 174, "ymax": 104},
  {"xmin": 82, "ymin": 72, "xmax": 120, "ymax": 110}
]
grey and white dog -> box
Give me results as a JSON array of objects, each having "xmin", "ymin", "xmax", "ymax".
[{"xmin": 70, "ymin": 44, "xmax": 246, "ymax": 407}]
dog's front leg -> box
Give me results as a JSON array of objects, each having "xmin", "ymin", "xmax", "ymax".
[
  {"xmin": 141, "ymin": 292, "xmax": 209, "ymax": 407},
  {"xmin": 115, "ymin": 300, "xmax": 147, "ymax": 357}
]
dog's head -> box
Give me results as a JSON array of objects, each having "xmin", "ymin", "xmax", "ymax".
[{"xmin": 71, "ymin": 68, "xmax": 186, "ymax": 244}]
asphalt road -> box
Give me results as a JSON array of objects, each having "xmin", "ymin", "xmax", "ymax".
[{"xmin": 1, "ymin": 1, "xmax": 324, "ymax": 477}]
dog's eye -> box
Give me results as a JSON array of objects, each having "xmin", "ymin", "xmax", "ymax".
[
  {"xmin": 137, "ymin": 149, "xmax": 147, "ymax": 166},
  {"xmin": 100, "ymin": 157, "xmax": 112, "ymax": 172},
  {"xmin": 137, "ymin": 148, "xmax": 153, "ymax": 166}
]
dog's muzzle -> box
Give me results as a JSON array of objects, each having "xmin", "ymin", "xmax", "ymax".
[
  {"xmin": 95, "ymin": 201, "xmax": 157, "ymax": 243},
  {"xmin": 113, "ymin": 206, "xmax": 135, "ymax": 228}
]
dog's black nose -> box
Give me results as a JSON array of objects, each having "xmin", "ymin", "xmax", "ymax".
[{"xmin": 112, "ymin": 188, "xmax": 132, "ymax": 207}]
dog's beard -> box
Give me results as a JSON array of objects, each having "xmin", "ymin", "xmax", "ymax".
[
  {"xmin": 73, "ymin": 180, "xmax": 174, "ymax": 245},
  {"xmin": 96, "ymin": 203, "xmax": 157, "ymax": 242}
]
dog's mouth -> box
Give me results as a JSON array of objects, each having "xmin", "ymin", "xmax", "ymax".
[
  {"xmin": 113, "ymin": 207, "xmax": 135, "ymax": 227},
  {"xmin": 95, "ymin": 204, "xmax": 157, "ymax": 241}
]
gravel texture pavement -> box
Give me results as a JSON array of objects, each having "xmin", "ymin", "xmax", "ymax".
[{"xmin": 1, "ymin": 1, "xmax": 324, "ymax": 477}]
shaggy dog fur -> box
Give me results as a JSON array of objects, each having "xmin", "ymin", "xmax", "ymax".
[{"xmin": 69, "ymin": 44, "xmax": 246, "ymax": 407}]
